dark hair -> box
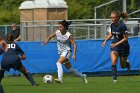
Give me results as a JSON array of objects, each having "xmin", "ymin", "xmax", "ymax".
[
  {"xmin": 58, "ymin": 20, "xmax": 71, "ymax": 30},
  {"xmin": 11, "ymin": 23, "xmax": 16, "ymax": 26},
  {"xmin": 6, "ymin": 34, "xmax": 14, "ymax": 42},
  {"xmin": 111, "ymin": 11, "xmax": 128, "ymax": 20}
]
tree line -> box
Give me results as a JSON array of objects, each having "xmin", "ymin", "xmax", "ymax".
[{"xmin": 0, "ymin": 0, "xmax": 139, "ymax": 25}]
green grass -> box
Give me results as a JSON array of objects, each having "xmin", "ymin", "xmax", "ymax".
[{"xmin": 2, "ymin": 75, "xmax": 140, "ymax": 93}]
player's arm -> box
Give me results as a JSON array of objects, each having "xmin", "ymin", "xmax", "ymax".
[
  {"xmin": 110, "ymin": 25, "xmax": 128, "ymax": 48},
  {"xmin": 69, "ymin": 35, "xmax": 77, "ymax": 61},
  {"xmin": 16, "ymin": 44, "xmax": 26, "ymax": 60},
  {"xmin": 0, "ymin": 37, "xmax": 8, "ymax": 52},
  {"xmin": 110, "ymin": 34, "xmax": 128, "ymax": 48},
  {"xmin": 43, "ymin": 32, "xmax": 56, "ymax": 45},
  {"xmin": 102, "ymin": 32, "xmax": 113, "ymax": 47},
  {"xmin": 14, "ymin": 35, "xmax": 20, "ymax": 42},
  {"xmin": 20, "ymin": 53, "xmax": 26, "ymax": 60},
  {"xmin": 14, "ymin": 29, "xmax": 20, "ymax": 42}
]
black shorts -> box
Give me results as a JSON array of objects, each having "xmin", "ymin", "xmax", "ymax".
[
  {"xmin": 1, "ymin": 55, "xmax": 23, "ymax": 71},
  {"xmin": 111, "ymin": 45, "xmax": 130, "ymax": 57}
]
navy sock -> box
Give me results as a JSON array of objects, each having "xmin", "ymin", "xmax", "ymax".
[
  {"xmin": 112, "ymin": 65, "xmax": 117, "ymax": 80},
  {"xmin": 24, "ymin": 72, "xmax": 36, "ymax": 86},
  {"xmin": 126, "ymin": 61, "xmax": 129, "ymax": 67},
  {"xmin": 0, "ymin": 84, "xmax": 4, "ymax": 93},
  {"xmin": 0, "ymin": 70, "xmax": 5, "ymax": 83}
]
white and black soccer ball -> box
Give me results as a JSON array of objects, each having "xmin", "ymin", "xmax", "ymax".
[{"xmin": 43, "ymin": 75, "xmax": 53, "ymax": 83}]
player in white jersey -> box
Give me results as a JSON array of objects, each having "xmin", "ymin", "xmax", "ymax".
[{"xmin": 43, "ymin": 20, "xmax": 88, "ymax": 84}]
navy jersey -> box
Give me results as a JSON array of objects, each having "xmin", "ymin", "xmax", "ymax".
[
  {"xmin": 111, "ymin": 21, "xmax": 129, "ymax": 46},
  {"xmin": 0, "ymin": 41, "xmax": 24, "ymax": 56},
  {"xmin": 0, "ymin": 42, "xmax": 24, "ymax": 71}
]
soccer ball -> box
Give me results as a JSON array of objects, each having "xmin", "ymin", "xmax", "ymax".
[{"xmin": 43, "ymin": 75, "xmax": 53, "ymax": 83}]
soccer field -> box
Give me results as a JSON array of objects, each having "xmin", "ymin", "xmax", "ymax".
[{"xmin": 2, "ymin": 75, "xmax": 140, "ymax": 93}]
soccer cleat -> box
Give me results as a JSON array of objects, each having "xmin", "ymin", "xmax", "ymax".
[
  {"xmin": 126, "ymin": 61, "xmax": 131, "ymax": 72},
  {"xmin": 82, "ymin": 74, "xmax": 88, "ymax": 83},
  {"xmin": 113, "ymin": 80, "xmax": 117, "ymax": 84},
  {"xmin": 54, "ymin": 79, "xmax": 63, "ymax": 84}
]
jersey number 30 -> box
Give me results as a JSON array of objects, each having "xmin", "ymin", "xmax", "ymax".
[{"xmin": 7, "ymin": 44, "xmax": 16, "ymax": 49}]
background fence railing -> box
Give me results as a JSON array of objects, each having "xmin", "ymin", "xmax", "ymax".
[
  {"xmin": 0, "ymin": 18, "xmax": 140, "ymax": 41},
  {"xmin": 20, "ymin": 18, "xmax": 140, "ymax": 41},
  {"xmin": 0, "ymin": 25, "xmax": 20, "ymax": 40}
]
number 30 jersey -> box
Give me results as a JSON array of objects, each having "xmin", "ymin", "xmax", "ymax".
[
  {"xmin": 3, "ymin": 41, "xmax": 24, "ymax": 56},
  {"xmin": 56, "ymin": 30, "xmax": 71, "ymax": 54}
]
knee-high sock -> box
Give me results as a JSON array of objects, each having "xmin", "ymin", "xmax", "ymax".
[
  {"xmin": 68, "ymin": 68, "xmax": 84, "ymax": 78},
  {"xmin": 0, "ymin": 84, "xmax": 4, "ymax": 93},
  {"xmin": 112, "ymin": 65, "xmax": 117, "ymax": 80},
  {"xmin": 56, "ymin": 62, "xmax": 63, "ymax": 81},
  {"xmin": 126, "ymin": 60, "xmax": 130, "ymax": 67},
  {"xmin": 24, "ymin": 72, "xmax": 36, "ymax": 85},
  {"xmin": 0, "ymin": 70, "xmax": 4, "ymax": 83}
]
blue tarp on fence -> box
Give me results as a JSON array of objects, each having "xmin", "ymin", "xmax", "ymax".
[{"xmin": 1, "ymin": 37, "xmax": 140, "ymax": 74}]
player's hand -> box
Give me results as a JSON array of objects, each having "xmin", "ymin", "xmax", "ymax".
[
  {"xmin": 110, "ymin": 43, "xmax": 117, "ymax": 48},
  {"xmin": 102, "ymin": 41, "xmax": 106, "ymax": 47},
  {"xmin": 72, "ymin": 54, "xmax": 76, "ymax": 61},
  {"xmin": 42, "ymin": 42, "xmax": 46, "ymax": 45}
]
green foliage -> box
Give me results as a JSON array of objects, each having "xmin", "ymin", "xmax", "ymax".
[
  {"xmin": 65, "ymin": 0, "xmax": 110, "ymax": 19},
  {"xmin": 0, "ymin": 0, "xmax": 24, "ymax": 25},
  {"xmin": 129, "ymin": 0, "xmax": 135, "ymax": 10},
  {"xmin": 0, "ymin": 0, "xmax": 140, "ymax": 24},
  {"xmin": 66, "ymin": 0, "xmax": 140, "ymax": 19},
  {"xmin": 0, "ymin": 8, "xmax": 20, "ymax": 25}
]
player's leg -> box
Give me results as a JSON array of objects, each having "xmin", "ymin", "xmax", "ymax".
[
  {"xmin": 120, "ymin": 57, "xmax": 130, "ymax": 71},
  {"xmin": 64, "ymin": 62, "xmax": 88, "ymax": 83},
  {"xmin": 16, "ymin": 64, "xmax": 37, "ymax": 86},
  {"xmin": 120, "ymin": 48, "xmax": 130, "ymax": 71},
  {"xmin": 55, "ymin": 56, "xmax": 68, "ymax": 83},
  {"xmin": 0, "ymin": 84, "xmax": 4, "ymax": 93},
  {"xmin": 111, "ymin": 51, "xmax": 119, "ymax": 83},
  {"xmin": 0, "ymin": 68, "xmax": 5, "ymax": 83},
  {"xmin": 0, "ymin": 58, "xmax": 7, "ymax": 83}
]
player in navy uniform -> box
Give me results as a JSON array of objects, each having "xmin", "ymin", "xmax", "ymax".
[
  {"xmin": 102, "ymin": 11, "xmax": 130, "ymax": 83},
  {"xmin": 43, "ymin": 20, "xmax": 88, "ymax": 83},
  {"xmin": 0, "ymin": 34, "xmax": 37, "ymax": 86}
]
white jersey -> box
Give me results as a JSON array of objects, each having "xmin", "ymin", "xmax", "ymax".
[{"xmin": 56, "ymin": 30, "xmax": 71, "ymax": 54}]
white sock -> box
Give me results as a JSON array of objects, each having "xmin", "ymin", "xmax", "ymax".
[
  {"xmin": 68, "ymin": 68, "xmax": 84, "ymax": 78},
  {"xmin": 56, "ymin": 62, "xmax": 63, "ymax": 81}
]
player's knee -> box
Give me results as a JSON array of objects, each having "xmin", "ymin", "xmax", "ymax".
[
  {"xmin": 112, "ymin": 61, "xmax": 117, "ymax": 65},
  {"xmin": 121, "ymin": 65, "xmax": 125, "ymax": 69},
  {"xmin": 21, "ymin": 70, "xmax": 29, "ymax": 74},
  {"xmin": 56, "ymin": 62, "xmax": 61, "ymax": 67},
  {"xmin": 68, "ymin": 68, "xmax": 75, "ymax": 73},
  {"xmin": 25, "ymin": 70, "xmax": 29, "ymax": 74}
]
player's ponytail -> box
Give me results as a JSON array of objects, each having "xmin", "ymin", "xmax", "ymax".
[
  {"xmin": 6, "ymin": 34, "xmax": 14, "ymax": 42},
  {"xmin": 120, "ymin": 12, "xmax": 128, "ymax": 21},
  {"xmin": 111, "ymin": 11, "xmax": 128, "ymax": 21},
  {"xmin": 59, "ymin": 20, "xmax": 71, "ymax": 30}
]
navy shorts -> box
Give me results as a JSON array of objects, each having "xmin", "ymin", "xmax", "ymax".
[
  {"xmin": 111, "ymin": 44, "xmax": 130, "ymax": 57},
  {"xmin": 1, "ymin": 54, "xmax": 23, "ymax": 71}
]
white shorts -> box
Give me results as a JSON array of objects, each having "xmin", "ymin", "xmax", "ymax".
[{"xmin": 60, "ymin": 51, "xmax": 72, "ymax": 59}]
